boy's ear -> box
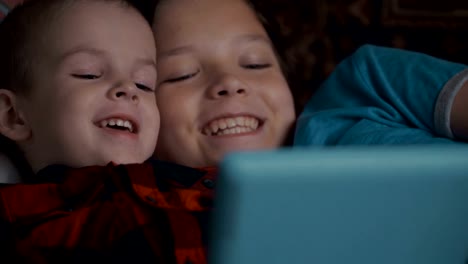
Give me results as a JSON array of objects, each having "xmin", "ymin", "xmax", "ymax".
[{"xmin": 0, "ymin": 89, "xmax": 31, "ymax": 141}]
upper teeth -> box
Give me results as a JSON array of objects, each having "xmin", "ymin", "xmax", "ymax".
[
  {"xmin": 203, "ymin": 116, "xmax": 259, "ymax": 136},
  {"xmin": 100, "ymin": 118, "xmax": 134, "ymax": 132}
]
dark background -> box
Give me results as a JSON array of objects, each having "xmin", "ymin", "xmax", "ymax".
[{"xmin": 264, "ymin": 0, "xmax": 468, "ymax": 108}]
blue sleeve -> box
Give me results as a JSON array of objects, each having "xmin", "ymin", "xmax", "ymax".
[{"xmin": 294, "ymin": 44, "xmax": 468, "ymax": 146}]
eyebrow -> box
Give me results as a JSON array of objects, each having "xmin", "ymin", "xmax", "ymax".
[
  {"xmin": 233, "ymin": 34, "xmax": 272, "ymax": 46},
  {"xmin": 158, "ymin": 33, "xmax": 272, "ymax": 60},
  {"xmin": 59, "ymin": 46, "xmax": 157, "ymax": 70},
  {"xmin": 158, "ymin": 45, "xmax": 195, "ymax": 60},
  {"xmin": 59, "ymin": 46, "xmax": 105, "ymax": 62}
]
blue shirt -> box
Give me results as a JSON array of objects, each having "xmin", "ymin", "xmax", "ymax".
[{"xmin": 294, "ymin": 45, "xmax": 468, "ymax": 146}]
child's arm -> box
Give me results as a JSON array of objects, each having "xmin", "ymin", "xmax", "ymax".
[
  {"xmin": 451, "ymin": 81, "xmax": 468, "ymax": 140},
  {"xmin": 294, "ymin": 44, "xmax": 468, "ymax": 146}
]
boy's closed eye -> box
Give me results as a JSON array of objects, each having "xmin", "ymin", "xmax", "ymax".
[
  {"xmin": 163, "ymin": 70, "xmax": 200, "ymax": 84},
  {"xmin": 242, "ymin": 63, "xmax": 271, "ymax": 70},
  {"xmin": 135, "ymin": 83, "xmax": 155, "ymax": 92},
  {"xmin": 72, "ymin": 73, "xmax": 102, "ymax": 79},
  {"xmin": 161, "ymin": 63, "xmax": 271, "ymax": 84},
  {"xmin": 134, "ymin": 68, "xmax": 157, "ymax": 92},
  {"xmin": 239, "ymin": 52, "xmax": 275, "ymax": 71}
]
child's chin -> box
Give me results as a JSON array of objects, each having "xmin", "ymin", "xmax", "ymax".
[
  {"xmin": 105, "ymin": 156, "xmax": 148, "ymax": 166},
  {"xmin": 74, "ymin": 156, "xmax": 145, "ymax": 168}
]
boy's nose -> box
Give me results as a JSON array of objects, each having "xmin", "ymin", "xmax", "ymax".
[
  {"xmin": 108, "ymin": 82, "xmax": 139, "ymax": 103},
  {"xmin": 207, "ymin": 73, "xmax": 249, "ymax": 99}
]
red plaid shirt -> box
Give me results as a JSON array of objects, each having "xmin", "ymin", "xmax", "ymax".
[{"xmin": 0, "ymin": 160, "xmax": 217, "ymax": 264}]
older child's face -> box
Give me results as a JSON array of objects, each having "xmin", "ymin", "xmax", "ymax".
[
  {"xmin": 18, "ymin": 1, "xmax": 159, "ymax": 171},
  {"xmin": 153, "ymin": 0, "xmax": 296, "ymax": 167}
]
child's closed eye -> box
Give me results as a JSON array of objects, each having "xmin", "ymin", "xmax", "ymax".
[
  {"xmin": 164, "ymin": 70, "xmax": 200, "ymax": 83},
  {"xmin": 242, "ymin": 63, "xmax": 271, "ymax": 70},
  {"xmin": 71, "ymin": 73, "xmax": 102, "ymax": 79},
  {"xmin": 135, "ymin": 83, "xmax": 154, "ymax": 92}
]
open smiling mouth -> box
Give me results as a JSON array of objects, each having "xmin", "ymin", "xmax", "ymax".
[
  {"xmin": 202, "ymin": 116, "xmax": 261, "ymax": 136},
  {"xmin": 97, "ymin": 118, "xmax": 137, "ymax": 133}
]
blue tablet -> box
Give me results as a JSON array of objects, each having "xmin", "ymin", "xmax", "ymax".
[{"xmin": 210, "ymin": 145, "xmax": 468, "ymax": 264}]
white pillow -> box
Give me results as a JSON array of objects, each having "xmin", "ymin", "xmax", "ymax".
[{"xmin": 0, "ymin": 153, "xmax": 21, "ymax": 183}]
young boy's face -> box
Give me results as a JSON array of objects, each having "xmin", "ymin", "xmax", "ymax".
[
  {"xmin": 17, "ymin": 1, "xmax": 159, "ymax": 171},
  {"xmin": 153, "ymin": 0, "xmax": 296, "ymax": 167}
]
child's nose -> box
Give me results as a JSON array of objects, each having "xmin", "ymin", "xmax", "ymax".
[
  {"xmin": 108, "ymin": 82, "xmax": 139, "ymax": 103},
  {"xmin": 207, "ymin": 73, "xmax": 249, "ymax": 99}
]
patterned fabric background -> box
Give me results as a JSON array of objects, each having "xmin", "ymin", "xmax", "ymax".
[{"xmin": 2, "ymin": 0, "xmax": 468, "ymax": 108}]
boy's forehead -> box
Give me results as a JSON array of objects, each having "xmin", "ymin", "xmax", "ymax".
[
  {"xmin": 27, "ymin": 1, "xmax": 155, "ymax": 72},
  {"xmin": 29, "ymin": 2, "xmax": 101, "ymax": 59},
  {"xmin": 154, "ymin": 0, "xmax": 258, "ymax": 25},
  {"xmin": 42, "ymin": 2, "xmax": 152, "ymax": 52},
  {"xmin": 153, "ymin": 0, "xmax": 266, "ymax": 42}
]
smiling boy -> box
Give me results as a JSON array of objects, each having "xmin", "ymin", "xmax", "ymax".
[
  {"xmin": 152, "ymin": 0, "xmax": 296, "ymax": 167},
  {"xmin": 0, "ymin": 0, "xmax": 214, "ymax": 263},
  {"xmin": 0, "ymin": 0, "xmax": 159, "ymax": 174}
]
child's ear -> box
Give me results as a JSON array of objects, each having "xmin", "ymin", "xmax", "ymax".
[{"xmin": 0, "ymin": 89, "xmax": 31, "ymax": 141}]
